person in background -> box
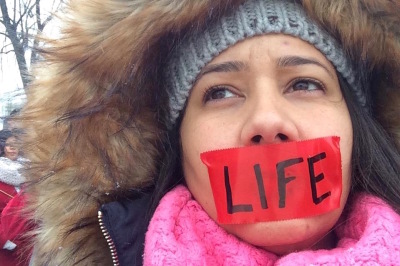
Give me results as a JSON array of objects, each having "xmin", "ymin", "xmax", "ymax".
[
  {"xmin": 0, "ymin": 130, "xmax": 29, "ymax": 265},
  {"xmin": 0, "ymin": 130, "xmax": 24, "ymax": 207},
  {"xmin": 19, "ymin": 0, "xmax": 400, "ymax": 265},
  {"xmin": 0, "ymin": 130, "xmax": 25, "ymax": 190}
]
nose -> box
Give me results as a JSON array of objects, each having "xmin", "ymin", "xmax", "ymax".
[{"xmin": 240, "ymin": 92, "xmax": 299, "ymax": 146}]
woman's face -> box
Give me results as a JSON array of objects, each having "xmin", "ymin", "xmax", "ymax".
[
  {"xmin": 180, "ymin": 34, "xmax": 353, "ymax": 254},
  {"xmin": 4, "ymin": 136, "xmax": 19, "ymax": 161}
]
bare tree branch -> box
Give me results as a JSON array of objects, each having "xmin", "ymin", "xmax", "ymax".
[
  {"xmin": 0, "ymin": 32, "xmax": 10, "ymax": 38},
  {"xmin": 0, "ymin": 49, "xmax": 16, "ymax": 55},
  {"xmin": 1, "ymin": 42, "xmax": 14, "ymax": 51},
  {"xmin": 35, "ymin": 0, "xmax": 40, "ymax": 28},
  {"xmin": 15, "ymin": 3, "xmax": 35, "ymax": 28},
  {"xmin": 41, "ymin": 0, "xmax": 62, "ymax": 30},
  {"xmin": 41, "ymin": 14, "xmax": 53, "ymax": 30},
  {"xmin": 1, "ymin": 32, "xmax": 7, "ymax": 42},
  {"xmin": 13, "ymin": 0, "xmax": 17, "ymax": 22},
  {"xmin": 32, "ymin": 0, "xmax": 61, "ymax": 64},
  {"xmin": 0, "ymin": 0, "xmax": 29, "ymax": 88},
  {"xmin": 1, "ymin": 0, "xmax": 61, "ymax": 91}
]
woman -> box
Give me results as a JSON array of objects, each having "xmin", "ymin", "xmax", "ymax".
[
  {"xmin": 0, "ymin": 130, "xmax": 24, "ymax": 211},
  {"xmin": 0, "ymin": 130, "xmax": 28, "ymax": 265},
  {"xmin": 19, "ymin": 0, "xmax": 400, "ymax": 265}
]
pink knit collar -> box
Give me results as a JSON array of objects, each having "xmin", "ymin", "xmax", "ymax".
[{"xmin": 144, "ymin": 185, "xmax": 400, "ymax": 265}]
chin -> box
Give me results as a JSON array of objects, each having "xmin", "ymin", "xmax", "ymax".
[{"xmin": 222, "ymin": 209, "xmax": 341, "ymax": 255}]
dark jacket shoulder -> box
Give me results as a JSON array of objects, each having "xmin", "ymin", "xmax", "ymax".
[{"xmin": 100, "ymin": 192, "xmax": 152, "ymax": 266}]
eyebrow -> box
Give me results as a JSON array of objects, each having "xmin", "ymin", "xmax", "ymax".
[
  {"xmin": 194, "ymin": 55, "xmax": 335, "ymax": 84},
  {"xmin": 277, "ymin": 56, "xmax": 335, "ymax": 78},
  {"xmin": 194, "ymin": 61, "xmax": 249, "ymax": 84}
]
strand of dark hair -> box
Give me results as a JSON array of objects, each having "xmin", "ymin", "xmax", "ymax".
[
  {"xmin": 146, "ymin": 117, "xmax": 184, "ymax": 223},
  {"xmin": 341, "ymin": 76, "xmax": 400, "ymax": 213}
]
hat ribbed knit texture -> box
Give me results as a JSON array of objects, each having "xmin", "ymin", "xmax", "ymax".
[{"xmin": 166, "ymin": 0, "xmax": 364, "ymax": 126}]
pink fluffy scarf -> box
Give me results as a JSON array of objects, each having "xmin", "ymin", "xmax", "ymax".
[{"xmin": 144, "ymin": 185, "xmax": 400, "ymax": 265}]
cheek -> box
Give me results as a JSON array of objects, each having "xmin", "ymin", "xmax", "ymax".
[
  {"xmin": 181, "ymin": 140, "xmax": 219, "ymax": 220},
  {"xmin": 180, "ymin": 115, "xmax": 232, "ymax": 220}
]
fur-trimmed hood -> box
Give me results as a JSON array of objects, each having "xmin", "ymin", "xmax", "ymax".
[{"xmin": 20, "ymin": 0, "xmax": 400, "ymax": 265}]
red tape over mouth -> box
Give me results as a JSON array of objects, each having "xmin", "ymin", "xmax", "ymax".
[{"xmin": 200, "ymin": 136, "xmax": 342, "ymax": 224}]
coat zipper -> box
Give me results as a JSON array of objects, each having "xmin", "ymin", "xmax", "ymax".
[{"xmin": 98, "ymin": 210, "xmax": 120, "ymax": 266}]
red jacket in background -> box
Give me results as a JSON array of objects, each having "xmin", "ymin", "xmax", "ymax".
[
  {"xmin": 0, "ymin": 191, "xmax": 31, "ymax": 266},
  {"xmin": 0, "ymin": 182, "xmax": 17, "ymax": 212}
]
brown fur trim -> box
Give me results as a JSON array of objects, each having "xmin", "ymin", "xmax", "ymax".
[
  {"xmin": 20, "ymin": 0, "xmax": 244, "ymax": 264},
  {"xmin": 19, "ymin": 0, "xmax": 399, "ymax": 265}
]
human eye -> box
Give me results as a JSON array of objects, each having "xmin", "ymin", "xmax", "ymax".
[
  {"xmin": 5, "ymin": 143, "xmax": 14, "ymax": 148},
  {"xmin": 203, "ymin": 86, "xmax": 238, "ymax": 103},
  {"xmin": 287, "ymin": 78, "xmax": 325, "ymax": 93}
]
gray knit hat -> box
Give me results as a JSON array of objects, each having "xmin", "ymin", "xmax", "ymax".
[{"xmin": 165, "ymin": 0, "xmax": 364, "ymax": 126}]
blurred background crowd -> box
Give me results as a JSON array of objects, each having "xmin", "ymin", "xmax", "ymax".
[{"xmin": 0, "ymin": 108, "xmax": 31, "ymax": 265}]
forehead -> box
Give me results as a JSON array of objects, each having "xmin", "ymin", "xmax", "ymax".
[
  {"xmin": 208, "ymin": 34, "xmax": 333, "ymax": 68},
  {"xmin": 6, "ymin": 136, "xmax": 16, "ymax": 143}
]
